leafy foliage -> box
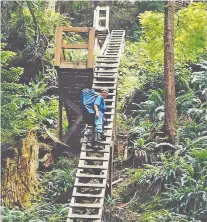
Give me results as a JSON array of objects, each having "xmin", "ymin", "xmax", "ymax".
[
  {"xmin": 1, "ymin": 48, "xmax": 59, "ymax": 144},
  {"xmin": 137, "ymin": 3, "xmax": 207, "ymax": 72}
]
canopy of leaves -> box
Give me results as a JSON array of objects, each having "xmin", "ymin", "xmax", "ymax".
[{"xmin": 137, "ymin": 3, "xmax": 207, "ymax": 72}]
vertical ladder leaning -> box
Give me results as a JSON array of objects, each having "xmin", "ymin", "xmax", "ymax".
[{"xmin": 67, "ymin": 30, "xmax": 125, "ymax": 222}]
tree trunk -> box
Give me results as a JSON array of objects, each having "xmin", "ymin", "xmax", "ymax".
[
  {"xmin": 2, "ymin": 132, "xmax": 39, "ymax": 208},
  {"xmin": 164, "ymin": 1, "xmax": 176, "ymax": 144}
]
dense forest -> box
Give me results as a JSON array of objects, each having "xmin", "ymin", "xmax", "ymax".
[{"xmin": 1, "ymin": 1, "xmax": 207, "ymax": 222}]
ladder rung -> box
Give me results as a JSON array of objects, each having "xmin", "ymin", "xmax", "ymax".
[
  {"xmin": 93, "ymin": 86, "xmax": 116, "ymax": 89},
  {"xmin": 105, "ymin": 53, "xmax": 119, "ymax": 55},
  {"xmin": 68, "ymin": 214, "xmax": 101, "ymax": 219},
  {"xmin": 99, "ymin": 17, "xmax": 106, "ymax": 20},
  {"xmin": 97, "ymin": 55, "xmax": 119, "ymax": 58},
  {"xmin": 96, "ymin": 60, "xmax": 118, "ymax": 63},
  {"xmin": 105, "ymin": 98, "xmax": 116, "ymax": 101},
  {"xmin": 73, "ymin": 193, "xmax": 104, "ymax": 198},
  {"xmin": 94, "ymin": 76, "xmax": 116, "ymax": 80},
  {"xmin": 80, "ymin": 156, "xmax": 109, "ymax": 161},
  {"xmin": 108, "ymin": 44, "xmax": 121, "ymax": 46},
  {"xmin": 75, "ymin": 182, "xmax": 105, "ymax": 188},
  {"xmin": 94, "ymin": 70, "xmax": 117, "ymax": 73},
  {"xmin": 93, "ymin": 81, "xmax": 116, "ymax": 84},
  {"xmin": 78, "ymin": 165, "xmax": 108, "ymax": 170},
  {"xmin": 80, "ymin": 140, "xmax": 111, "ymax": 145},
  {"xmin": 70, "ymin": 203, "xmax": 102, "ymax": 208},
  {"xmin": 81, "ymin": 148, "xmax": 110, "ymax": 153},
  {"xmin": 95, "ymin": 64, "xmax": 118, "ymax": 68},
  {"xmin": 76, "ymin": 173, "xmax": 106, "ymax": 179},
  {"xmin": 87, "ymin": 126, "xmax": 113, "ymax": 130},
  {"xmin": 105, "ymin": 111, "xmax": 115, "ymax": 114}
]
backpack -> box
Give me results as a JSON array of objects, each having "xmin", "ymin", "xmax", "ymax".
[{"xmin": 82, "ymin": 88, "xmax": 98, "ymax": 114}]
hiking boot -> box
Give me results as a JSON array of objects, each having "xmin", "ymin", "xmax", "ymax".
[
  {"xmin": 94, "ymin": 144, "xmax": 99, "ymax": 149},
  {"xmin": 86, "ymin": 143, "xmax": 92, "ymax": 149},
  {"xmin": 93, "ymin": 142, "xmax": 104, "ymax": 150},
  {"xmin": 87, "ymin": 132, "xmax": 95, "ymax": 142},
  {"xmin": 97, "ymin": 144, "xmax": 105, "ymax": 150},
  {"xmin": 94, "ymin": 132, "xmax": 102, "ymax": 143},
  {"xmin": 84, "ymin": 128, "xmax": 93, "ymax": 136}
]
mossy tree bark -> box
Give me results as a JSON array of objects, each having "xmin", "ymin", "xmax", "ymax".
[
  {"xmin": 2, "ymin": 131, "xmax": 40, "ymax": 208},
  {"xmin": 164, "ymin": 1, "xmax": 177, "ymax": 144}
]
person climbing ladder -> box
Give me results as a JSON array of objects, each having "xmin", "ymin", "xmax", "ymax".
[
  {"xmin": 82, "ymin": 87, "xmax": 109, "ymax": 148},
  {"xmin": 94, "ymin": 88, "xmax": 109, "ymax": 148}
]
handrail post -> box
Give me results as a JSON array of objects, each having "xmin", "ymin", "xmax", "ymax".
[
  {"xmin": 88, "ymin": 27, "xmax": 95, "ymax": 68},
  {"xmin": 54, "ymin": 26, "xmax": 63, "ymax": 66}
]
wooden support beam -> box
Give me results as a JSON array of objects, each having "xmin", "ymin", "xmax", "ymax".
[
  {"xmin": 59, "ymin": 62, "xmax": 87, "ymax": 69},
  {"xmin": 62, "ymin": 27, "xmax": 90, "ymax": 32},
  {"xmin": 61, "ymin": 43, "xmax": 88, "ymax": 49},
  {"xmin": 108, "ymin": 142, "xmax": 114, "ymax": 197},
  {"xmin": 57, "ymin": 98, "xmax": 63, "ymax": 140},
  {"xmin": 60, "ymin": 93, "xmax": 82, "ymax": 115},
  {"xmin": 63, "ymin": 114, "xmax": 83, "ymax": 143},
  {"xmin": 88, "ymin": 28, "xmax": 95, "ymax": 68},
  {"xmin": 55, "ymin": 26, "xmax": 63, "ymax": 66}
]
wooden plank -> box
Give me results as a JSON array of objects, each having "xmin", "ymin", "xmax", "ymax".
[
  {"xmin": 78, "ymin": 165, "xmax": 108, "ymax": 169},
  {"xmin": 95, "ymin": 64, "xmax": 118, "ymax": 68},
  {"xmin": 57, "ymin": 98, "xmax": 63, "ymax": 140},
  {"xmin": 63, "ymin": 114, "xmax": 83, "ymax": 143},
  {"xmin": 97, "ymin": 55, "xmax": 119, "ymax": 58},
  {"xmin": 81, "ymin": 148, "xmax": 110, "ymax": 153},
  {"xmin": 81, "ymin": 140, "xmax": 111, "ymax": 145},
  {"xmin": 60, "ymin": 93, "xmax": 82, "ymax": 115},
  {"xmin": 62, "ymin": 27, "xmax": 90, "ymax": 32},
  {"xmin": 73, "ymin": 193, "xmax": 104, "ymax": 198},
  {"xmin": 70, "ymin": 203, "xmax": 102, "ymax": 208},
  {"xmin": 80, "ymin": 156, "xmax": 109, "ymax": 161},
  {"xmin": 96, "ymin": 60, "xmax": 118, "ymax": 64},
  {"xmin": 93, "ymin": 81, "xmax": 116, "ymax": 84},
  {"xmin": 59, "ymin": 62, "xmax": 87, "ymax": 69},
  {"xmin": 61, "ymin": 43, "xmax": 88, "ymax": 49},
  {"xmin": 94, "ymin": 70, "xmax": 117, "ymax": 73},
  {"xmin": 100, "ymin": 34, "xmax": 110, "ymax": 55},
  {"xmin": 108, "ymin": 139, "xmax": 114, "ymax": 197},
  {"xmin": 55, "ymin": 26, "xmax": 63, "ymax": 66},
  {"xmin": 74, "ymin": 183, "xmax": 105, "ymax": 188},
  {"xmin": 99, "ymin": 17, "xmax": 106, "ymax": 20},
  {"xmin": 93, "ymin": 86, "xmax": 116, "ymax": 89},
  {"xmin": 68, "ymin": 214, "xmax": 101, "ymax": 219},
  {"xmin": 76, "ymin": 173, "xmax": 106, "ymax": 179},
  {"xmin": 88, "ymin": 27, "xmax": 95, "ymax": 68}
]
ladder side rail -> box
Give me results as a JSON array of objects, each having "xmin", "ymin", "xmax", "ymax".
[
  {"xmin": 99, "ymin": 33, "xmax": 110, "ymax": 55},
  {"xmin": 67, "ymin": 30, "xmax": 125, "ymax": 222}
]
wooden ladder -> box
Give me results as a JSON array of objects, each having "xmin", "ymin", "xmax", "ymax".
[{"xmin": 67, "ymin": 30, "xmax": 125, "ymax": 222}]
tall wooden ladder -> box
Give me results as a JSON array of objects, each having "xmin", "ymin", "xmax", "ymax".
[{"xmin": 67, "ymin": 30, "xmax": 125, "ymax": 222}]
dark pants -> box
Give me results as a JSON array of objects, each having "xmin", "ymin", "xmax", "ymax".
[{"xmin": 83, "ymin": 112, "xmax": 95, "ymax": 127}]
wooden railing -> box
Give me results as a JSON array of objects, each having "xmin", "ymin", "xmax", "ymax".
[
  {"xmin": 93, "ymin": 6, "xmax": 109, "ymax": 32},
  {"xmin": 54, "ymin": 26, "xmax": 95, "ymax": 69}
]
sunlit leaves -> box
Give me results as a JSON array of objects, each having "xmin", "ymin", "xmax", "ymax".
[{"xmin": 137, "ymin": 3, "xmax": 207, "ymax": 71}]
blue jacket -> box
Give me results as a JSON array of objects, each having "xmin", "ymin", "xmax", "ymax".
[{"xmin": 94, "ymin": 95, "xmax": 106, "ymax": 115}]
